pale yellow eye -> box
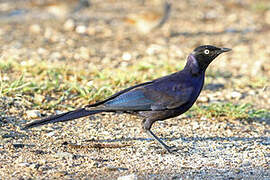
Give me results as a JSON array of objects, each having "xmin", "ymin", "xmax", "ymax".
[{"xmin": 204, "ymin": 49, "xmax": 210, "ymax": 54}]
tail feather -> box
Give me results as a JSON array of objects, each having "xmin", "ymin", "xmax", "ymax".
[{"xmin": 23, "ymin": 108, "xmax": 103, "ymax": 129}]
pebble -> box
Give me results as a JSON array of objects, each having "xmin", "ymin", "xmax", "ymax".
[
  {"xmin": 76, "ymin": 25, "xmax": 87, "ymax": 34},
  {"xmin": 117, "ymin": 174, "xmax": 138, "ymax": 180},
  {"xmin": 54, "ymin": 152, "xmax": 74, "ymax": 159},
  {"xmin": 191, "ymin": 121, "xmax": 200, "ymax": 130},
  {"xmin": 29, "ymin": 163, "xmax": 38, "ymax": 170},
  {"xmin": 29, "ymin": 24, "xmax": 41, "ymax": 34},
  {"xmin": 55, "ymin": 110, "xmax": 65, "ymax": 115},
  {"xmin": 87, "ymin": 80, "xmax": 94, "ymax": 87},
  {"xmin": 37, "ymin": 48, "xmax": 48, "ymax": 55},
  {"xmin": 64, "ymin": 19, "xmax": 75, "ymax": 31},
  {"xmin": 46, "ymin": 131, "xmax": 55, "ymax": 137},
  {"xmin": 230, "ymin": 91, "xmax": 242, "ymax": 99},
  {"xmin": 26, "ymin": 110, "xmax": 41, "ymax": 118},
  {"xmin": 198, "ymin": 96, "xmax": 209, "ymax": 103},
  {"xmin": 2, "ymin": 75, "xmax": 9, "ymax": 81},
  {"xmin": 34, "ymin": 94, "xmax": 45, "ymax": 104},
  {"xmin": 226, "ymin": 91, "xmax": 242, "ymax": 100},
  {"xmin": 18, "ymin": 162, "xmax": 30, "ymax": 167},
  {"xmin": 203, "ymin": 10, "xmax": 218, "ymax": 20},
  {"xmin": 122, "ymin": 52, "xmax": 132, "ymax": 61}
]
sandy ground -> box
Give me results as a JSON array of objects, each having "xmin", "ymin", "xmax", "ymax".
[{"xmin": 0, "ymin": 0, "xmax": 270, "ymax": 179}]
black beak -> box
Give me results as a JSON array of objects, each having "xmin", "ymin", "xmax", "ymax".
[{"xmin": 220, "ymin": 48, "xmax": 232, "ymax": 53}]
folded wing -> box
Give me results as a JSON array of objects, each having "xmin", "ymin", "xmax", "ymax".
[{"xmin": 99, "ymin": 81, "xmax": 193, "ymax": 111}]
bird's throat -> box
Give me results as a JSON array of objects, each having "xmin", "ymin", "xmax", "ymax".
[{"xmin": 185, "ymin": 54, "xmax": 202, "ymax": 76}]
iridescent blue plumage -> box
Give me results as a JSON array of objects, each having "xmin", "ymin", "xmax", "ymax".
[{"xmin": 104, "ymin": 90, "xmax": 154, "ymax": 110}]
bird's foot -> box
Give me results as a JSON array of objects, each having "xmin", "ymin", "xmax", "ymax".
[{"xmin": 165, "ymin": 145, "xmax": 179, "ymax": 153}]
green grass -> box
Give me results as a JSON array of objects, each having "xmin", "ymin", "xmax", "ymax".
[
  {"xmin": 250, "ymin": 1, "xmax": 270, "ymax": 12},
  {"xmin": 189, "ymin": 102, "xmax": 270, "ymax": 122}
]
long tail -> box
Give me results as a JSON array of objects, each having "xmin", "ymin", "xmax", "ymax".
[{"xmin": 23, "ymin": 108, "xmax": 103, "ymax": 130}]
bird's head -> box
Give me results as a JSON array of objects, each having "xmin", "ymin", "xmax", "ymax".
[{"xmin": 191, "ymin": 45, "xmax": 231, "ymax": 71}]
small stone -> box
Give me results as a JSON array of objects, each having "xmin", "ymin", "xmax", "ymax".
[
  {"xmin": 54, "ymin": 152, "xmax": 74, "ymax": 159},
  {"xmin": 76, "ymin": 25, "xmax": 87, "ymax": 34},
  {"xmin": 248, "ymin": 90, "xmax": 256, "ymax": 95},
  {"xmin": 55, "ymin": 110, "xmax": 65, "ymax": 115},
  {"xmin": 87, "ymin": 80, "xmax": 93, "ymax": 87},
  {"xmin": 197, "ymin": 96, "xmax": 209, "ymax": 103},
  {"xmin": 46, "ymin": 131, "xmax": 55, "ymax": 137},
  {"xmin": 20, "ymin": 60, "xmax": 28, "ymax": 66},
  {"xmin": 191, "ymin": 121, "xmax": 200, "ymax": 130},
  {"xmin": 64, "ymin": 19, "xmax": 75, "ymax": 31},
  {"xmin": 226, "ymin": 91, "xmax": 242, "ymax": 100},
  {"xmin": 200, "ymin": 117, "xmax": 207, "ymax": 121},
  {"xmin": 117, "ymin": 173, "xmax": 138, "ymax": 180},
  {"xmin": 29, "ymin": 163, "xmax": 37, "ymax": 170},
  {"xmin": 29, "ymin": 24, "xmax": 41, "ymax": 34},
  {"xmin": 18, "ymin": 162, "xmax": 29, "ymax": 167},
  {"xmin": 203, "ymin": 10, "xmax": 218, "ymax": 20},
  {"xmin": 2, "ymin": 75, "xmax": 9, "ymax": 81},
  {"xmin": 230, "ymin": 91, "xmax": 242, "ymax": 99},
  {"xmin": 34, "ymin": 94, "xmax": 45, "ymax": 104},
  {"xmin": 122, "ymin": 52, "xmax": 132, "ymax": 61},
  {"xmin": 37, "ymin": 48, "xmax": 48, "ymax": 55},
  {"xmin": 26, "ymin": 110, "xmax": 41, "ymax": 118}
]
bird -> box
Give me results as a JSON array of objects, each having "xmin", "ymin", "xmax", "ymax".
[
  {"xmin": 23, "ymin": 45, "xmax": 231, "ymax": 153},
  {"xmin": 125, "ymin": 0, "xmax": 171, "ymax": 34}
]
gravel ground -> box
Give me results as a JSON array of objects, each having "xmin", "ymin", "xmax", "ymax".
[{"xmin": 0, "ymin": 0, "xmax": 270, "ymax": 179}]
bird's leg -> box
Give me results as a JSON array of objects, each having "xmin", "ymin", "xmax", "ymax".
[
  {"xmin": 143, "ymin": 118, "xmax": 175, "ymax": 153},
  {"xmin": 146, "ymin": 129, "xmax": 173, "ymax": 153}
]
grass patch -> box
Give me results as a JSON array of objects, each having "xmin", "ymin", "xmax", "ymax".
[
  {"xmin": 250, "ymin": 1, "xmax": 270, "ymax": 12},
  {"xmin": 189, "ymin": 102, "xmax": 270, "ymax": 121}
]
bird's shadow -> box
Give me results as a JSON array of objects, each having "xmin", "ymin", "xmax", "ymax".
[
  {"xmin": 83, "ymin": 135, "xmax": 270, "ymax": 154},
  {"xmin": 85, "ymin": 136, "xmax": 269, "ymax": 144}
]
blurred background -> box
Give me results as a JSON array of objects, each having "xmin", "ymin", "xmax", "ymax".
[{"xmin": 0, "ymin": 0, "xmax": 270, "ymax": 179}]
